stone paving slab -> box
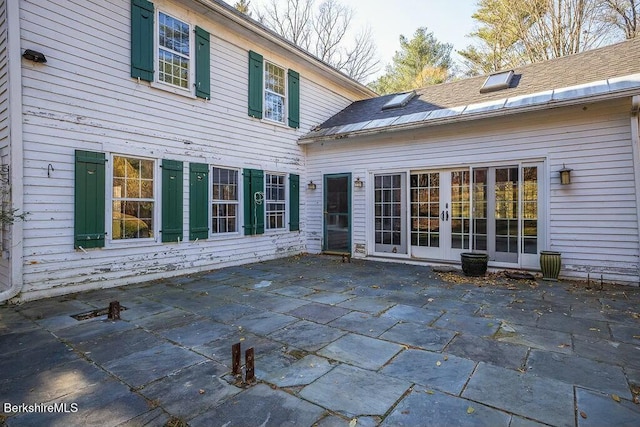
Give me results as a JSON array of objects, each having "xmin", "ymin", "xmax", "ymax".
[
  {"xmin": 260, "ymin": 354, "xmax": 335, "ymax": 387},
  {"xmin": 102, "ymin": 342, "xmax": 206, "ymax": 388},
  {"xmin": 268, "ymin": 320, "xmax": 346, "ymax": 352},
  {"xmin": 317, "ymin": 333, "xmax": 404, "ymax": 370},
  {"xmin": 299, "ymin": 364, "xmax": 411, "ymax": 418},
  {"xmin": 576, "ymin": 387, "xmax": 640, "ymax": 427},
  {"xmin": 526, "ymin": 349, "xmax": 631, "ymax": 397},
  {"xmin": 287, "ymin": 302, "xmax": 351, "ymax": 324},
  {"xmin": 380, "ymin": 322, "xmax": 456, "ymax": 351},
  {"xmin": 138, "ymin": 360, "xmax": 239, "ymax": 421},
  {"xmin": 73, "ymin": 327, "xmax": 166, "ymax": 365},
  {"xmin": 157, "ymin": 318, "xmax": 236, "ymax": 347},
  {"xmin": 382, "ymin": 388, "xmax": 511, "ymax": 427},
  {"xmin": 328, "ymin": 311, "xmax": 398, "ymax": 337},
  {"xmin": 189, "ymin": 383, "xmax": 326, "ymax": 427},
  {"xmin": 337, "ymin": 296, "xmax": 396, "ymax": 315},
  {"xmin": 462, "ymin": 362, "xmax": 575, "ymax": 427},
  {"xmin": 444, "ymin": 333, "xmax": 529, "ymax": 370},
  {"xmin": 432, "ymin": 312, "xmax": 501, "ymax": 337},
  {"xmin": 381, "ymin": 349, "xmax": 476, "ymax": 395},
  {"xmin": 494, "ymin": 322, "xmax": 574, "ymax": 354},
  {"xmin": 573, "ymin": 335, "xmax": 640, "ymax": 370},
  {"xmin": 381, "ymin": 303, "xmax": 443, "ymax": 325},
  {"xmin": 235, "ymin": 310, "xmax": 299, "ymax": 335}
]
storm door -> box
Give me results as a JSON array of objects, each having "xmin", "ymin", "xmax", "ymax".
[{"xmin": 323, "ymin": 174, "xmax": 351, "ymax": 253}]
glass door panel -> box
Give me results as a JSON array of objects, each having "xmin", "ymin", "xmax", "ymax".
[
  {"xmin": 324, "ymin": 174, "xmax": 350, "ymax": 253},
  {"xmin": 374, "ymin": 173, "xmax": 406, "ymax": 254},
  {"xmin": 494, "ymin": 167, "xmax": 519, "ymax": 263},
  {"xmin": 450, "ymin": 170, "xmax": 470, "ymax": 258},
  {"xmin": 410, "ymin": 172, "xmax": 442, "ymax": 259}
]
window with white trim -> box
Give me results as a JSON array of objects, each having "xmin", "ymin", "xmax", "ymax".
[
  {"xmin": 112, "ymin": 156, "xmax": 155, "ymax": 240},
  {"xmin": 264, "ymin": 61, "xmax": 286, "ymax": 123},
  {"xmin": 158, "ymin": 11, "xmax": 191, "ymax": 89},
  {"xmin": 265, "ymin": 173, "xmax": 286, "ymax": 229},
  {"xmin": 212, "ymin": 167, "xmax": 239, "ymax": 234}
]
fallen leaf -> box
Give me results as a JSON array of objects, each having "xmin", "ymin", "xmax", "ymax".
[
  {"xmin": 580, "ymin": 411, "xmax": 587, "ymax": 419},
  {"xmin": 427, "ymin": 298, "xmax": 434, "ymax": 302},
  {"xmin": 371, "ymin": 285, "xmax": 380, "ymax": 289},
  {"xmin": 633, "ymin": 335, "xmax": 640, "ymax": 339},
  {"xmin": 199, "ymin": 389, "xmax": 205, "ymax": 395},
  {"xmin": 443, "ymin": 356, "xmax": 449, "ymax": 361},
  {"xmin": 425, "ymin": 390, "xmax": 435, "ymax": 395},
  {"xmin": 558, "ymin": 343, "xmax": 570, "ymax": 348},
  {"xmin": 436, "ymin": 361, "xmax": 442, "ymax": 366},
  {"xmin": 612, "ymin": 394, "xmax": 621, "ymax": 402},
  {"xmin": 589, "ymin": 328, "xmax": 600, "ymax": 332},
  {"xmin": 349, "ymin": 418, "xmax": 357, "ymax": 427},
  {"xmin": 467, "ymin": 406, "xmax": 475, "ymax": 414}
]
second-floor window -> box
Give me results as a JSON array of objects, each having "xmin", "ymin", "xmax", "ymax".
[
  {"xmin": 158, "ymin": 12, "xmax": 191, "ymax": 89},
  {"xmin": 264, "ymin": 62, "xmax": 286, "ymax": 123}
]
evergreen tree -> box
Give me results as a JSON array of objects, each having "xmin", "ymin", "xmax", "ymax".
[{"xmin": 369, "ymin": 27, "xmax": 452, "ymax": 94}]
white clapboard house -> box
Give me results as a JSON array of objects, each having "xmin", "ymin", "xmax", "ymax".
[
  {"xmin": 0, "ymin": 0, "xmax": 374, "ymax": 302},
  {"xmin": 2, "ymin": 0, "xmax": 640, "ymax": 302}
]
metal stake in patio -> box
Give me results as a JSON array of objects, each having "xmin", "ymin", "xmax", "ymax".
[
  {"xmin": 245, "ymin": 347, "xmax": 255, "ymax": 383},
  {"xmin": 232, "ymin": 342, "xmax": 241, "ymax": 378},
  {"xmin": 107, "ymin": 301, "xmax": 121, "ymax": 320}
]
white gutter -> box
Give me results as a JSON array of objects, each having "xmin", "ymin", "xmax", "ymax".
[
  {"xmin": 630, "ymin": 95, "xmax": 640, "ymax": 284},
  {"xmin": 0, "ymin": 0, "xmax": 24, "ymax": 302},
  {"xmin": 299, "ymin": 79, "xmax": 640, "ymax": 145},
  {"xmin": 191, "ymin": 0, "xmax": 377, "ymax": 99}
]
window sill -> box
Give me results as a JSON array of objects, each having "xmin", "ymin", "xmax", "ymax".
[
  {"xmin": 260, "ymin": 118, "xmax": 293, "ymax": 130},
  {"xmin": 149, "ymin": 81, "xmax": 199, "ymax": 100}
]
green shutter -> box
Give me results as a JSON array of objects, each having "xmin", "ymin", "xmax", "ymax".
[
  {"xmin": 288, "ymin": 69, "xmax": 300, "ymax": 128},
  {"xmin": 161, "ymin": 159, "xmax": 183, "ymax": 243},
  {"xmin": 189, "ymin": 163, "xmax": 209, "ymax": 240},
  {"xmin": 131, "ymin": 0, "xmax": 154, "ymax": 81},
  {"xmin": 243, "ymin": 168, "xmax": 264, "ymax": 235},
  {"xmin": 75, "ymin": 150, "xmax": 106, "ymax": 249},
  {"xmin": 195, "ymin": 26, "xmax": 211, "ymax": 100},
  {"xmin": 289, "ymin": 174, "xmax": 300, "ymax": 231},
  {"xmin": 248, "ymin": 51, "xmax": 263, "ymax": 119}
]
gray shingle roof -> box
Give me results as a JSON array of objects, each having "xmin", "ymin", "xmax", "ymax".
[{"xmin": 302, "ymin": 37, "xmax": 640, "ymax": 142}]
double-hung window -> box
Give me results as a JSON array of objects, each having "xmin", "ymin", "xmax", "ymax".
[
  {"xmin": 112, "ymin": 156, "xmax": 155, "ymax": 240},
  {"xmin": 265, "ymin": 173, "xmax": 286, "ymax": 230},
  {"xmin": 212, "ymin": 167, "xmax": 239, "ymax": 234},
  {"xmin": 131, "ymin": 0, "xmax": 210, "ymax": 99},
  {"xmin": 248, "ymin": 51, "xmax": 299, "ymax": 128},
  {"xmin": 264, "ymin": 62, "xmax": 286, "ymax": 123},
  {"xmin": 158, "ymin": 12, "xmax": 191, "ymax": 89}
]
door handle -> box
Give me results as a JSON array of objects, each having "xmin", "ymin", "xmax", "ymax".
[
  {"xmin": 441, "ymin": 210, "xmax": 449, "ymax": 221},
  {"xmin": 441, "ymin": 211, "xmax": 444, "ymax": 221},
  {"xmin": 446, "ymin": 211, "xmax": 449, "ymax": 221}
]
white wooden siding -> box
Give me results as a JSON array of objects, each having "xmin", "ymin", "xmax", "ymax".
[
  {"xmin": 16, "ymin": 0, "xmax": 359, "ymax": 300},
  {"xmin": 306, "ymin": 99, "xmax": 640, "ymax": 284},
  {"xmin": 0, "ymin": 0, "xmax": 9, "ymax": 291}
]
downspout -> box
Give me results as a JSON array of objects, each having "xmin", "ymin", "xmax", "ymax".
[
  {"xmin": 0, "ymin": 0, "xmax": 24, "ymax": 302},
  {"xmin": 630, "ymin": 95, "xmax": 640, "ymax": 285}
]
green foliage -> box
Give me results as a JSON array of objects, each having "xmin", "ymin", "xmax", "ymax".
[{"xmin": 368, "ymin": 27, "xmax": 453, "ymax": 94}]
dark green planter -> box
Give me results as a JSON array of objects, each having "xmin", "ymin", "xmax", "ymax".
[
  {"xmin": 461, "ymin": 252, "xmax": 489, "ymax": 277},
  {"xmin": 540, "ymin": 251, "xmax": 561, "ymax": 281}
]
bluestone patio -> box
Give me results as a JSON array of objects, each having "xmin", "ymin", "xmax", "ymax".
[{"xmin": 1, "ymin": 255, "xmax": 639, "ymax": 426}]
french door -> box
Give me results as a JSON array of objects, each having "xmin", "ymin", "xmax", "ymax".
[
  {"xmin": 324, "ymin": 174, "xmax": 351, "ymax": 253},
  {"xmin": 405, "ymin": 163, "xmax": 541, "ymax": 266},
  {"xmin": 410, "ymin": 170, "xmax": 470, "ymax": 261}
]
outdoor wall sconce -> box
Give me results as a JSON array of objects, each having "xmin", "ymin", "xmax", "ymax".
[
  {"xmin": 307, "ymin": 181, "xmax": 317, "ymax": 190},
  {"xmin": 22, "ymin": 49, "xmax": 47, "ymax": 63},
  {"xmin": 559, "ymin": 164, "xmax": 572, "ymax": 185},
  {"xmin": 354, "ymin": 177, "xmax": 364, "ymax": 188}
]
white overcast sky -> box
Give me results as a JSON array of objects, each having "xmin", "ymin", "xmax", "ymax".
[{"xmin": 225, "ymin": 0, "xmax": 480, "ymax": 78}]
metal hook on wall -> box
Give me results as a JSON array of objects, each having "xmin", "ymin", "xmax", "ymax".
[{"xmin": 48, "ymin": 164, "xmax": 54, "ymax": 177}]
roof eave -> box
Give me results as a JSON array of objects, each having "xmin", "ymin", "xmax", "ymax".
[
  {"xmin": 191, "ymin": 0, "xmax": 377, "ymax": 99},
  {"xmin": 298, "ymin": 88, "xmax": 640, "ymax": 145}
]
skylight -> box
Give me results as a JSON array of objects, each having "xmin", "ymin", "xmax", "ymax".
[
  {"xmin": 480, "ymin": 70, "xmax": 514, "ymax": 93},
  {"xmin": 382, "ymin": 91, "xmax": 416, "ymax": 110}
]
